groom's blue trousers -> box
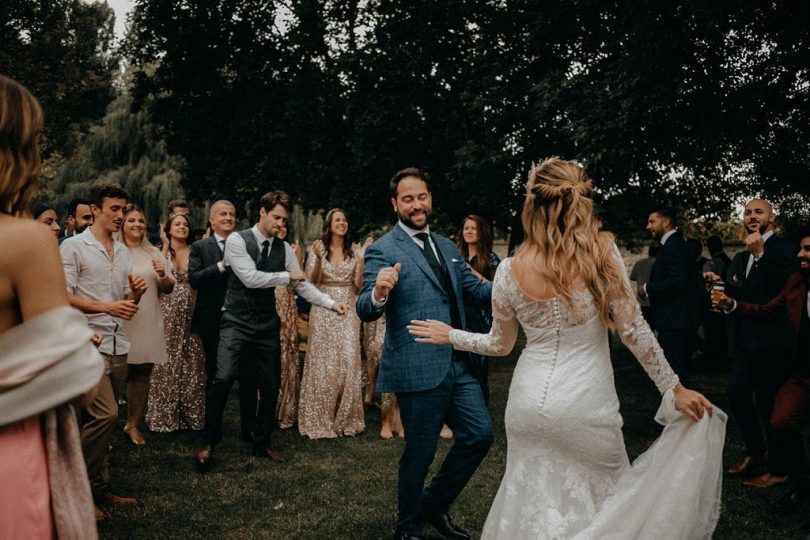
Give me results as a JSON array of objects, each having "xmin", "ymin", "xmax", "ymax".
[{"xmin": 395, "ymin": 356, "xmax": 494, "ymax": 536}]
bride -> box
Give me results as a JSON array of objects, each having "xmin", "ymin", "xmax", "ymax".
[{"xmin": 408, "ymin": 158, "xmax": 726, "ymax": 539}]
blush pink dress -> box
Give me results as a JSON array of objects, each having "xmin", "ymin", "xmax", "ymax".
[{"xmin": 0, "ymin": 415, "xmax": 55, "ymax": 539}]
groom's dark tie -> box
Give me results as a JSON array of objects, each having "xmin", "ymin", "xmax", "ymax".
[{"xmin": 415, "ymin": 232, "xmax": 441, "ymax": 270}]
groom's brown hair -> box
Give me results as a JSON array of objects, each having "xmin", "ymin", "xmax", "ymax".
[{"xmin": 389, "ymin": 167, "xmax": 431, "ymax": 199}]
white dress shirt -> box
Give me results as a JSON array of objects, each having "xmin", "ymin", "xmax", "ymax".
[
  {"xmin": 225, "ymin": 225, "xmax": 335, "ymax": 310},
  {"xmin": 60, "ymin": 228, "xmax": 133, "ymax": 355},
  {"xmin": 745, "ymin": 229, "xmax": 774, "ymax": 277}
]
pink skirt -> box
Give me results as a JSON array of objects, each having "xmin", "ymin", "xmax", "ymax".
[{"xmin": 0, "ymin": 415, "xmax": 54, "ymax": 539}]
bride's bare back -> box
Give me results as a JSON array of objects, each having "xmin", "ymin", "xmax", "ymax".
[{"xmin": 510, "ymin": 255, "xmax": 581, "ymax": 301}]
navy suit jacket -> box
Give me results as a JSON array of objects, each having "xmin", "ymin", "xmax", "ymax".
[
  {"xmin": 356, "ymin": 224, "xmax": 492, "ymax": 393},
  {"xmin": 188, "ymin": 236, "xmax": 231, "ymax": 337},
  {"xmin": 646, "ymin": 231, "xmax": 701, "ymax": 330},
  {"xmin": 725, "ymin": 234, "xmax": 797, "ymax": 353}
]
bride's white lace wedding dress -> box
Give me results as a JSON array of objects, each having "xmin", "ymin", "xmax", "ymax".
[{"xmin": 449, "ymin": 257, "xmax": 726, "ymax": 539}]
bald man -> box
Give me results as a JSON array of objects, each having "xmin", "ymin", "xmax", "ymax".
[{"xmin": 723, "ymin": 198, "xmax": 798, "ymax": 485}]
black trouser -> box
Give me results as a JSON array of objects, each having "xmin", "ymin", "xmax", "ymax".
[
  {"xmin": 202, "ymin": 318, "xmax": 281, "ymax": 449},
  {"xmin": 199, "ymin": 326, "xmax": 258, "ymax": 437},
  {"xmin": 727, "ymin": 346, "xmax": 790, "ymax": 473}
]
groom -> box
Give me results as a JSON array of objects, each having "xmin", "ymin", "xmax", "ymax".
[{"xmin": 357, "ymin": 168, "xmax": 493, "ymax": 540}]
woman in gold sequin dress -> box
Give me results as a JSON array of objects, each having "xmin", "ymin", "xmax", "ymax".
[
  {"xmin": 146, "ymin": 214, "xmax": 206, "ymax": 432},
  {"xmin": 276, "ymin": 224, "xmax": 303, "ymax": 429},
  {"xmin": 298, "ymin": 209, "xmax": 366, "ymax": 439}
]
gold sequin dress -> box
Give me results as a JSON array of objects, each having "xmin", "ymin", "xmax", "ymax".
[
  {"xmin": 146, "ymin": 262, "xmax": 206, "ymax": 432},
  {"xmin": 275, "ymin": 284, "xmax": 299, "ymax": 428},
  {"xmin": 298, "ymin": 253, "xmax": 364, "ymax": 439}
]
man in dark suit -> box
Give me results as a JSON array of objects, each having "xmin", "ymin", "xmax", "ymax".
[
  {"xmin": 642, "ymin": 208, "xmax": 701, "ymax": 379},
  {"xmin": 717, "ymin": 198, "xmax": 798, "ymax": 484},
  {"xmin": 357, "ymin": 168, "xmax": 493, "ymax": 540},
  {"xmin": 195, "ymin": 191, "xmax": 345, "ymax": 470},
  {"xmin": 189, "ymin": 199, "xmax": 257, "ymax": 440},
  {"xmin": 715, "ymin": 231, "xmax": 810, "ymax": 522}
]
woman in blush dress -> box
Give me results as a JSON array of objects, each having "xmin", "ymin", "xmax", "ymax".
[
  {"xmin": 147, "ymin": 213, "xmax": 206, "ymax": 432},
  {"xmin": 32, "ymin": 201, "xmax": 61, "ymax": 238},
  {"xmin": 298, "ymin": 209, "xmax": 366, "ymax": 439},
  {"xmin": 0, "ymin": 75, "xmax": 101, "ymax": 539},
  {"xmin": 118, "ymin": 204, "xmax": 175, "ymax": 445},
  {"xmin": 410, "ymin": 158, "xmax": 725, "ymax": 539},
  {"xmin": 457, "ymin": 215, "xmax": 501, "ymax": 404},
  {"xmin": 275, "ymin": 224, "xmax": 303, "ymax": 429}
]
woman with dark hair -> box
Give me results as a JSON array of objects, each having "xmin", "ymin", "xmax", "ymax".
[
  {"xmin": 147, "ymin": 213, "xmax": 206, "ymax": 432},
  {"xmin": 32, "ymin": 200, "xmax": 61, "ymax": 238},
  {"xmin": 298, "ymin": 208, "xmax": 367, "ymax": 438},
  {"xmin": 457, "ymin": 215, "xmax": 501, "ymax": 404},
  {"xmin": 0, "ymin": 75, "xmax": 101, "ymax": 537},
  {"xmin": 117, "ymin": 204, "xmax": 174, "ymax": 444}
]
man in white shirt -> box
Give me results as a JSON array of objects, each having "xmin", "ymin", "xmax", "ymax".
[
  {"xmin": 195, "ymin": 191, "xmax": 347, "ymax": 470},
  {"xmin": 60, "ymin": 184, "xmax": 147, "ymax": 517}
]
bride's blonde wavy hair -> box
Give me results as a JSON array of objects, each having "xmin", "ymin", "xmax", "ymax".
[{"xmin": 515, "ymin": 157, "xmax": 633, "ymax": 329}]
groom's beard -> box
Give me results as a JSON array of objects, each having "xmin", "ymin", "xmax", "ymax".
[{"xmin": 398, "ymin": 208, "xmax": 431, "ymax": 231}]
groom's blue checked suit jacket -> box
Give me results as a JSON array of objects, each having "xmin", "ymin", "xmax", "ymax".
[{"xmin": 356, "ymin": 224, "xmax": 492, "ymax": 394}]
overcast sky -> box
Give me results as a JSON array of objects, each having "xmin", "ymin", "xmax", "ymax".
[{"xmin": 103, "ymin": 0, "xmax": 133, "ymax": 40}]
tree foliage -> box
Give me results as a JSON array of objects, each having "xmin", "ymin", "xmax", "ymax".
[
  {"xmin": 0, "ymin": 0, "xmax": 117, "ymax": 157},
  {"xmin": 17, "ymin": 0, "xmax": 805, "ymax": 239}
]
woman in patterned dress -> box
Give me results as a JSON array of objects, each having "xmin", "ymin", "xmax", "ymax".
[
  {"xmin": 363, "ymin": 315, "xmax": 404, "ymax": 439},
  {"xmin": 146, "ymin": 213, "xmax": 206, "ymax": 432},
  {"xmin": 275, "ymin": 224, "xmax": 303, "ymax": 429},
  {"xmin": 119, "ymin": 204, "xmax": 174, "ymax": 445},
  {"xmin": 298, "ymin": 209, "xmax": 366, "ymax": 439}
]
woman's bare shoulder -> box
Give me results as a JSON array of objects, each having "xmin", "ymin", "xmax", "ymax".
[{"xmin": 0, "ymin": 216, "xmax": 60, "ymax": 262}]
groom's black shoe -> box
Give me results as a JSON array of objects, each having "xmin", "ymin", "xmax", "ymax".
[
  {"xmin": 393, "ymin": 534, "xmax": 424, "ymax": 540},
  {"xmin": 422, "ymin": 507, "xmax": 470, "ymax": 540}
]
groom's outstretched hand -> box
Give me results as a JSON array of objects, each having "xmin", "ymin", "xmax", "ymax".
[
  {"xmin": 374, "ymin": 262, "xmax": 401, "ymax": 302},
  {"xmin": 673, "ymin": 384, "xmax": 714, "ymax": 422}
]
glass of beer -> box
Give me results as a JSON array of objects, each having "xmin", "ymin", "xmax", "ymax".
[{"xmin": 709, "ymin": 282, "xmax": 726, "ymax": 312}]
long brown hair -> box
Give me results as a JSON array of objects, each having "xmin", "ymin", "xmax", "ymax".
[
  {"xmin": 164, "ymin": 213, "xmax": 192, "ymax": 261},
  {"xmin": 321, "ymin": 208, "xmax": 354, "ymax": 261},
  {"xmin": 0, "ymin": 76, "xmax": 43, "ymax": 216},
  {"xmin": 515, "ymin": 157, "xmax": 633, "ymax": 329},
  {"xmin": 457, "ymin": 214, "xmax": 494, "ymax": 279}
]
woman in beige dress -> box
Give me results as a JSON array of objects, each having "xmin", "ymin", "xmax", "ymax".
[
  {"xmin": 298, "ymin": 209, "xmax": 366, "ymax": 439},
  {"xmin": 146, "ymin": 213, "xmax": 206, "ymax": 432},
  {"xmin": 275, "ymin": 224, "xmax": 303, "ymax": 429},
  {"xmin": 118, "ymin": 204, "xmax": 174, "ymax": 445}
]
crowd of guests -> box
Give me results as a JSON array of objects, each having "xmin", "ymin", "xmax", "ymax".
[
  {"xmin": 628, "ymin": 204, "xmax": 810, "ymax": 527},
  {"xmin": 24, "ymin": 179, "xmax": 506, "ymax": 522},
  {"xmin": 2, "ymin": 74, "xmax": 809, "ymax": 536}
]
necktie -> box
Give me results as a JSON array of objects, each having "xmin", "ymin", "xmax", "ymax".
[
  {"xmin": 414, "ymin": 232, "xmax": 441, "ymax": 270},
  {"xmin": 218, "ymin": 239, "xmax": 225, "ymax": 254},
  {"xmin": 260, "ymin": 240, "xmax": 270, "ymax": 266}
]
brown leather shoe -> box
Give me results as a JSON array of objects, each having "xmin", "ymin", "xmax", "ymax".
[
  {"xmin": 252, "ymin": 446, "xmax": 286, "ymax": 462},
  {"xmin": 194, "ymin": 444, "xmax": 213, "ymax": 472},
  {"xmin": 98, "ymin": 491, "xmax": 137, "ymax": 506},
  {"xmin": 123, "ymin": 424, "xmax": 146, "ymax": 446},
  {"xmin": 727, "ymin": 456, "xmax": 764, "ymax": 477},
  {"xmin": 94, "ymin": 505, "xmax": 106, "ymax": 521},
  {"xmin": 743, "ymin": 473, "xmax": 789, "ymax": 488}
]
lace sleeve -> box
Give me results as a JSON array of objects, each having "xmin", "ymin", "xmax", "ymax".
[
  {"xmin": 449, "ymin": 261, "xmax": 519, "ymax": 356},
  {"xmin": 609, "ymin": 246, "xmax": 680, "ymax": 394}
]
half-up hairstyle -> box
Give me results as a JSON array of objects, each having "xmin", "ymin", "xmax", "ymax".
[
  {"xmin": 321, "ymin": 208, "xmax": 354, "ymax": 260},
  {"xmin": 0, "ymin": 75, "xmax": 43, "ymax": 216},
  {"xmin": 516, "ymin": 157, "xmax": 633, "ymax": 328}
]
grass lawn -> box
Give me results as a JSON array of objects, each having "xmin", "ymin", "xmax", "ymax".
[{"xmin": 98, "ymin": 336, "xmax": 806, "ymax": 539}]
